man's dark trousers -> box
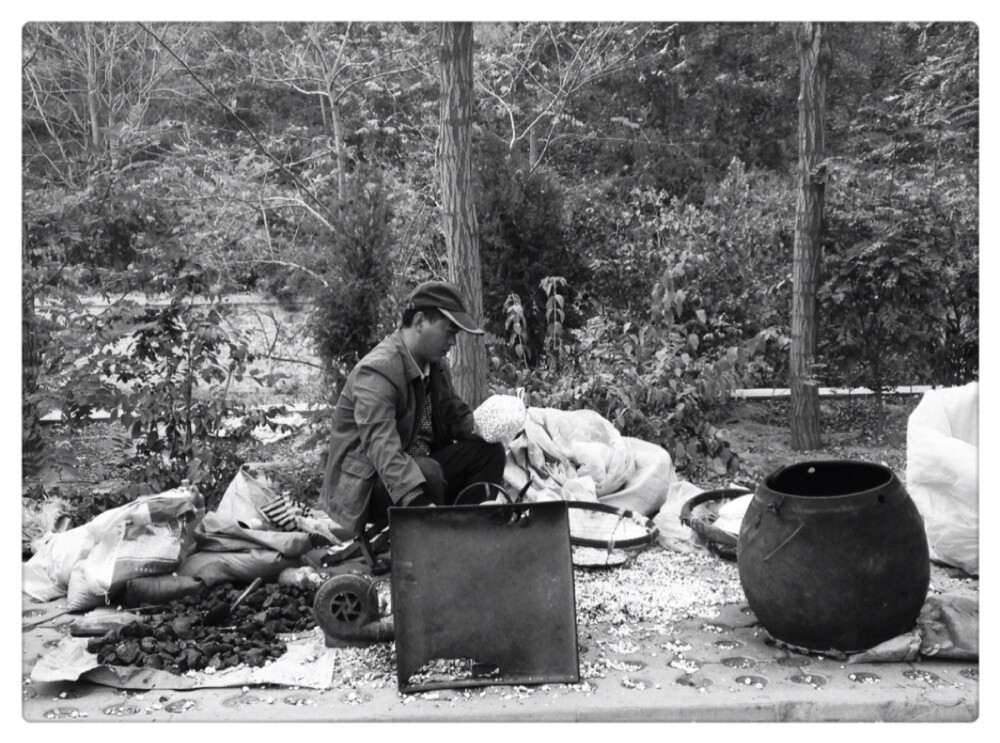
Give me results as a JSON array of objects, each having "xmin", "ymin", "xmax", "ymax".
[{"xmin": 368, "ymin": 439, "xmax": 506, "ymax": 525}]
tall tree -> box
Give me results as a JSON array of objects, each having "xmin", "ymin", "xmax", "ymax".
[
  {"xmin": 438, "ymin": 22, "xmax": 486, "ymax": 406},
  {"xmin": 789, "ymin": 22, "xmax": 831, "ymax": 450}
]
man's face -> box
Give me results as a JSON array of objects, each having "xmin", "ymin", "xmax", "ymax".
[{"xmin": 413, "ymin": 313, "xmax": 459, "ymax": 363}]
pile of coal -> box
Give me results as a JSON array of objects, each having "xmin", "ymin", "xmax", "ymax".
[{"xmin": 86, "ymin": 580, "xmax": 319, "ymax": 674}]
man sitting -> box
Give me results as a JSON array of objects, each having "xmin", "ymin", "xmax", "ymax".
[{"xmin": 319, "ymin": 280, "xmax": 506, "ymax": 537}]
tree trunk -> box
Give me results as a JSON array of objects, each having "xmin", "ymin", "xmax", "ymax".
[
  {"xmin": 22, "ymin": 298, "xmax": 44, "ymax": 477},
  {"xmin": 871, "ymin": 325, "xmax": 886, "ymax": 437},
  {"xmin": 330, "ymin": 100, "xmax": 347, "ymax": 202},
  {"xmin": 789, "ymin": 22, "xmax": 830, "ymax": 451},
  {"xmin": 438, "ymin": 22, "xmax": 487, "ymax": 407},
  {"xmin": 83, "ymin": 23, "xmax": 104, "ymax": 154},
  {"xmin": 309, "ymin": 25, "xmax": 350, "ymax": 203}
]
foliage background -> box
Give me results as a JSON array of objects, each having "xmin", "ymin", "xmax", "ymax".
[{"xmin": 20, "ymin": 21, "xmax": 978, "ymax": 505}]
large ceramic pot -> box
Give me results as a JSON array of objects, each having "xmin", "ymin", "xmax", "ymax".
[{"xmin": 736, "ymin": 460, "xmax": 930, "ymax": 653}]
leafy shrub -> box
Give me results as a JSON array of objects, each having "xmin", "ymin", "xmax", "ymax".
[
  {"xmin": 308, "ymin": 172, "xmax": 397, "ymax": 397},
  {"xmin": 475, "ymin": 134, "xmax": 588, "ymax": 359},
  {"xmin": 822, "ymin": 21, "xmax": 978, "ymax": 395},
  {"xmin": 568, "ymin": 189, "xmax": 661, "ymax": 316},
  {"xmin": 22, "ymin": 186, "xmax": 119, "ymax": 481},
  {"xmin": 566, "ymin": 160, "xmax": 794, "ymax": 386},
  {"xmin": 48, "ymin": 285, "xmax": 286, "ymax": 505},
  {"xmin": 818, "ymin": 161, "xmax": 978, "ymax": 431},
  {"xmin": 488, "ymin": 163, "xmax": 794, "ymax": 476},
  {"xmin": 491, "ymin": 283, "xmax": 768, "ymax": 479},
  {"xmin": 651, "ymin": 159, "xmax": 794, "ymax": 375}
]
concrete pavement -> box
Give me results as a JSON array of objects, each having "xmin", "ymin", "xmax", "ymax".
[{"xmin": 20, "ymin": 557, "xmax": 979, "ymax": 724}]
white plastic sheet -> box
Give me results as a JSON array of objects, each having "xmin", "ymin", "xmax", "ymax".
[
  {"xmin": 905, "ymin": 382, "xmax": 979, "ymax": 574},
  {"xmin": 31, "ymin": 630, "xmax": 337, "ymax": 690}
]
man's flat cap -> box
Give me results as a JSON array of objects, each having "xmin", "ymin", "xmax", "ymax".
[{"xmin": 406, "ymin": 280, "xmax": 484, "ymax": 334}]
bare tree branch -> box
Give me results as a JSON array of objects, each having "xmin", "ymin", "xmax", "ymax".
[{"xmin": 137, "ymin": 22, "xmax": 335, "ymax": 223}]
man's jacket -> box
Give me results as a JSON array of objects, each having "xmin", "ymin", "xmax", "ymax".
[{"xmin": 319, "ymin": 329, "xmax": 475, "ymax": 534}]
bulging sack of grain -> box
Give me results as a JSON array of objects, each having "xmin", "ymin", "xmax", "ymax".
[
  {"xmin": 473, "ymin": 394, "xmax": 527, "ymax": 446},
  {"xmin": 63, "ymin": 488, "xmax": 205, "ymax": 611}
]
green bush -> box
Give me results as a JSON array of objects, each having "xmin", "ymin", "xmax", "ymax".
[
  {"xmin": 562, "ymin": 160, "xmax": 793, "ymax": 388},
  {"xmin": 818, "ymin": 162, "xmax": 978, "ymax": 431},
  {"xmin": 492, "ymin": 283, "xmax": 767, "ymax": 479},
  {"xmin": 475, "ymin": 134, "xmax": 588, "ymax": 361},
  {"xmin": 73, "ymin": 291, "xmax": 285, "ymax": 503},
  {"xmin": 308, "ymin": 173, "xmax": 397, "ymax": 397},
  {"xmin": 650, "ymin": 159, "xmax": 794, "ymax": 375}
]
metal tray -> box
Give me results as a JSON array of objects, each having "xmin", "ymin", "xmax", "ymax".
[{"xmin": 389, "ymin": 500, "xmax": 579, "ymax": 693}]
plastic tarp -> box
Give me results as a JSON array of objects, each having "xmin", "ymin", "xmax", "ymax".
[
  {"xmin": 847, "ymin": 592, "xmax": 978, "ymax": 663},
  {"xmin": 906, "ymin": 382, "xmax": 979, "ymax": 575},
  {"xmin": 504, "ymin": 407, "xmax": 673, "ymax": 517},
  {"xmin": 30, "ymin": 629, "xmax": 337, "ymax": 690}
]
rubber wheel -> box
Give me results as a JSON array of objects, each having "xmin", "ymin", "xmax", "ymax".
[{"xmin": 313, "ymin": 574, "xmax": 377, "ymax": 636}]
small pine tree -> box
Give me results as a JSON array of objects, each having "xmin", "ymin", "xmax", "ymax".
[{"xmin": 309, "ymin": 173, "xmax": 396, "ymax": 398}]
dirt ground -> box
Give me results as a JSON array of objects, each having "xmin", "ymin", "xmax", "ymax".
[
  {"xmin": 25, "ymin": 393, "xmax": 920, "ymax": 528},
  {"xmin": 709, "ymin": 395, "xmax": 917, "ymax": 488}
]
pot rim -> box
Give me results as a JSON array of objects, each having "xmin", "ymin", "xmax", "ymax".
[{"xmin": 761, "ymin": 459, "xmax": 897, "ymax": 500}]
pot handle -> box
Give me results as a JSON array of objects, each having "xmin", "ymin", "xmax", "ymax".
[
  {"xmin": 747, "ymin": 492, "xmax": 783, "ymax": 531},
  {"xmin": 762, "ymin": 521, "xmax": 804, "ymax": 562},
  {"xmin": 746, "ymin": 489, "xmax": 806, "ymax": 562},
  {"xmin": 740, "ymin": 493, "xmax": 785, "ymax": 550}
]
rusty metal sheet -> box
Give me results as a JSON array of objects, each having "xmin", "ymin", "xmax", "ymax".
[{"xmin": 389, "ymin": 501, "xmax": 579, "ymax": 693}]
